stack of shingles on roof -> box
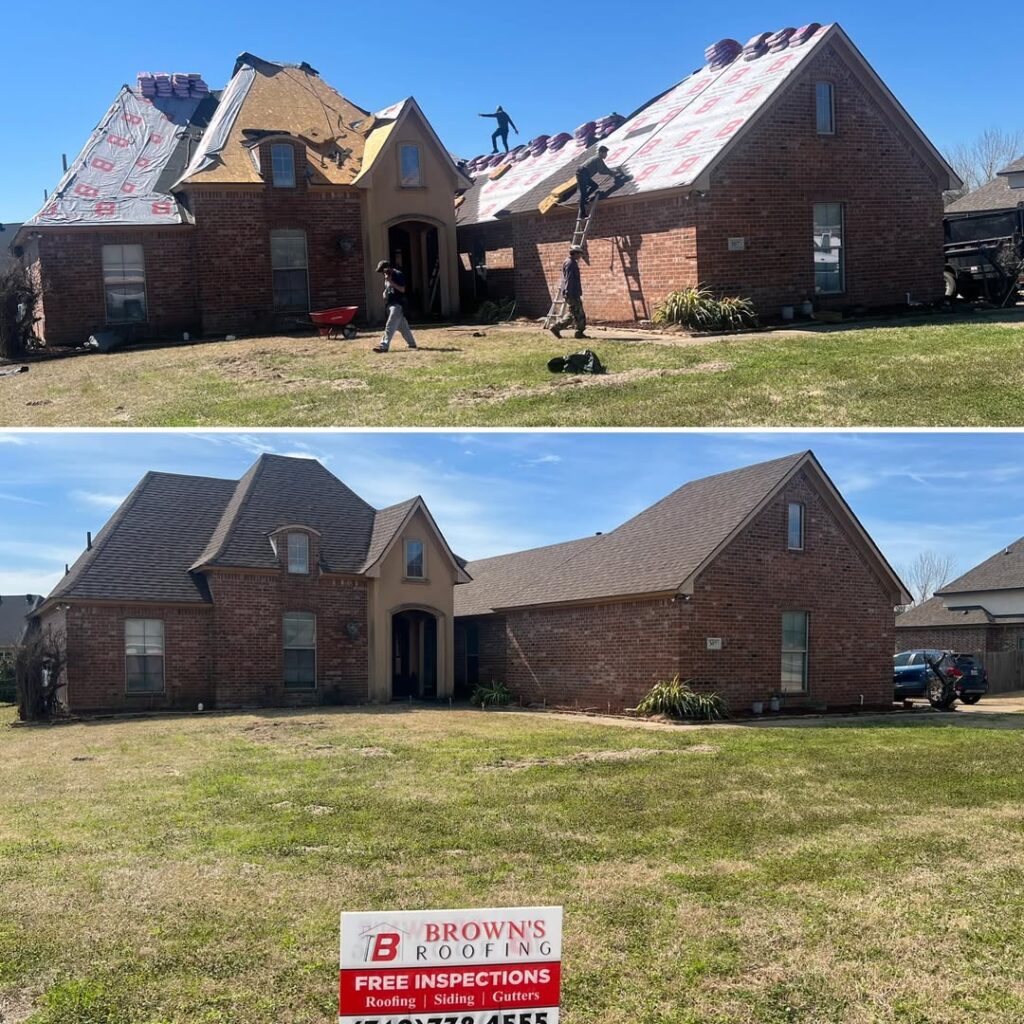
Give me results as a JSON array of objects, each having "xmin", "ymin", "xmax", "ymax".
[
  {"xmin": 44, "ymin": 455, "xmax": 434, "ymax": 608},
  {"xmin": 456, "ymin": 453, "xmax": 807, "ymax": 615}
]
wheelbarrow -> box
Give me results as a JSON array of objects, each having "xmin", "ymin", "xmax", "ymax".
[{"xmin": 309, "ymin": 305, "xmax": 359, "ymax": 339}]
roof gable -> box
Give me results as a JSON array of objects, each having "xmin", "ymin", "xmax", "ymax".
[{"xmin": 938, "ymin": 536, "xmax": 1024, "ymax": 595}]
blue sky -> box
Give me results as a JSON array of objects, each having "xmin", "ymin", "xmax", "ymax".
[
  {"xmin": 2, "ymin": 430, "xmax": 1024, "ymax": 598},
  {"xmin": 2, "ymin": 0, "xmax": 1018, "ymax": 223}
]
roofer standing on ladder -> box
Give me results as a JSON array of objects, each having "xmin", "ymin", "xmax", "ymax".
[
  {"xmin": 479, "ymin": 106, "xmax": 518, "ymax": 154},
  {"xmin": 372, "ymin": 260, "xmax": 418, "ymax": 353},
  {"xmin": 550, "ymin": 245, "xmax": 588, "ymax": 340},
  {"xmin": 576, "ymin": 146, "xmax": 620, "ymax": 217}
]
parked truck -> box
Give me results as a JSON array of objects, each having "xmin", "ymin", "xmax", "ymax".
[{"xmin": 943, "ymin": 204, "xmax": 1024, "ymax": 303}]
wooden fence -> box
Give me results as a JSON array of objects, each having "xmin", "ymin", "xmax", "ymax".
[{"xmin": 983, "ymin": 650, "xmax": 1024, "ymax": 694}]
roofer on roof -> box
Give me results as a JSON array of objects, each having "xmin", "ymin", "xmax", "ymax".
[
  {"xmin": 549, "ymin": 244, "xmax": 588, "ymax": 341},
  {"xmin": 479, "ymin": 106, "xmax": 518, "ymax": 154},
  {"xmin": 576, "ymin": 146, "xmax": 622, "ymax": 218}
]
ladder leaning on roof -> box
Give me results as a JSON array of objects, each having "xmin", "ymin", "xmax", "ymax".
[{"xmin": 542, "ymin": 194, "xmax": 600, "ymax": 330}]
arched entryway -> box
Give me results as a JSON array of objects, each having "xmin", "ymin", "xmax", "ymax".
[
  {"xmin": 387, "ymin": 220, "xmax": 442, "ymax": 318},
  {"xmin": 391, "ymin": 608, "xmax": 439, "ymax": 699}
]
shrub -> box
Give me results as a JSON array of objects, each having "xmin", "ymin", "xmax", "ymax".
[
  {"xmin": 635, "ymin": 675, "xmax": 729, "ymax": 721},
  {"xmin": 475, "ymin": 297, "xmax": 517, "ymax": 324},
  {"xmin": 470, "ymin": 680, "xmax": 513, "ymax": 707},
  {"xmin": 0, "ymin": 654, "xmax": 14, "ymax": 704},
  {"xmin": 652, "ymin": 287, "xmax": 759, "ymax": 332},
  {"xmin": 0, "ymin": 265, "xmax": 41, "ymax": 360},
  {"xmin": 15, "ymin": 626, "xmax": 66, "ymax": 721}
]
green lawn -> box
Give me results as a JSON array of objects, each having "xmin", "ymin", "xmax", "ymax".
[
  {"xmin": 3, "ymin": 704, "xmax": 1024, "ymax": 1023},
  {"xmin": 4, "ymin": 314, "xmax": 1024, "ymax": 426}
]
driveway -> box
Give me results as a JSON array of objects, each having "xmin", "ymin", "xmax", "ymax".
[{"xmin": 954, "ymin": 690, "xmax": 1024, "ymax": 714}]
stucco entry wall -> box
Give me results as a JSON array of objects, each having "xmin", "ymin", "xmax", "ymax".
[{"xmin": 368, "ymin": 507, "xmax": 458, "ymax": 701}]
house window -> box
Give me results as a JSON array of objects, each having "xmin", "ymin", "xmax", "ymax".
[
  {"xmin": 287, "ymin": 532, "xmax": 309, "ymax": 574},
  {"xmin": 270, "ymin": 229, "xmax": 309, "ymax": 310},
  {"xmin": 271, "ymin": 143, "xmax": 296, "ymax": 187},
  {"xmin": 815, "ymin": 82, "xmax": 835, "ymax": 135},
  {"xmin": 787, "ymin": 502, "xmax": 805, "ymax": 550},
  {"xmin": 283, "ymin": 611, "xmax": 316, "ymax": 689},
  {"xmin": 405, "ymin": 539, "xmax": 425, "ymax": 578},
  {"xmin": 125, "ymin": 618, "xmax": 164, "ymax": 693},
  {"xmin": 465, "ymin": 624, "xmax": 480, "ymax": 687},
  {"xmin": 781, "ymin": 611, "xmax": 809, "ymax": 694},
  {"xmin": 813, "ymin": 203, "xmax": 844, "ymax": 295},
  {"xmin": 399, "ymin": 144, "xmax": 423, "ymax": 187},
  {"xmin": 102, "ymin": 244, "xmax": 147, "ymax": 323}
]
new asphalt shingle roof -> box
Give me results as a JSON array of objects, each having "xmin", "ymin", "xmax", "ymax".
[
  {"xmin": 45, "ymin": 455, "xmax": 437, "ymax": 606},
  {"xmin": 896, "ymin": 596, "xmax": 993, "ymax": 629},
  {"xmin": 0, "ymin": 594, "xmax": 43, "ymax": 648},
  {"xmin": 456, "ymin": 452, "xmax": 808, "ymax": 614},
  {"xmin": 937, "ymin": 536, "xmax": 1024, "ymax": 596}
]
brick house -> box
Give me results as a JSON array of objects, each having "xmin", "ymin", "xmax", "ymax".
[
  {"xmin": 453, "ymin": 451, "xmax": 909, "ymax": 713},
  {"xmin": 0, "ymin": 594, "xmax": 43, "ymax": 657},
  {"xmin": 35, "ymin": 454, "xmax": 470, "ymax": 712},
  {"xmin": 456, "ymin": 23, "xmax": 960, "ymax": 321},
  {"xmin": 897, "ymin": 540, "xmax": 1024, "ymax": 657},
  {"xmin": 16, "ymin": 54, "xmax": 470, "ymax": 346}
]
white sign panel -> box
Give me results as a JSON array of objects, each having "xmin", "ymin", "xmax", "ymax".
[
  {"xmin": 706, "ymin": 637, "xmax": 723, "ymax": 650},
  {"xmin": 340, "ymin": 906, "xmax": 563, "ymax": 1024}
]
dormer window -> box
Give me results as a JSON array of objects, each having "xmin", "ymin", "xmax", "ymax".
[
  {"xmin": 399, "ymin": 144, "xmax": 423, "ymax": 187},
  {"xmin": 405, "ymin": 539, "xmax": 425, "ymax": 578},
  {"xmin": 272, "ymin": 143, "xmax": 296, "ymax": 187},
  {"xmin": 288, "ymin": 532, "xmax": 309, "ymax": 574},
  {"xmin": 787, "ymin": 502, "xmax": 805, "ymax": 551}
]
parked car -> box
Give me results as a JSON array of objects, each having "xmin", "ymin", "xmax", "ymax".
[{"xmin": 893, "ymin": 649, "xmax": 988, "ymax": 707}]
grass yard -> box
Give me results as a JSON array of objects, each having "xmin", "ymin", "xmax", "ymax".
[
  {"xmin": 4, "ymin": 314, "xmax": 1024, "ymax": 427},
  {"xmin": 3, "ymin": 705, "xmax": 1024, "ymax": 1023}
]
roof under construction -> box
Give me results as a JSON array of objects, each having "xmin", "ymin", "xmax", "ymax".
[{"xmin": 457, "ymin": 22, "xmax": 959, "ymax": 226}]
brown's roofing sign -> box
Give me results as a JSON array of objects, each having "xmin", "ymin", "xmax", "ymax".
[{"xmin": 339, "ymin": 906, "xmax": 563, "ymax": 1024}]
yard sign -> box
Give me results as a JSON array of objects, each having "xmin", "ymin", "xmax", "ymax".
[{"xmin": 339, "ymin": 906, "xmax": 563, "ymax": 1024}]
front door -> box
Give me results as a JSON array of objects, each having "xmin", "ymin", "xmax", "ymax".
[{"xmin": 391, "ymin": 610, "xmax": 438, "ymax": 699}]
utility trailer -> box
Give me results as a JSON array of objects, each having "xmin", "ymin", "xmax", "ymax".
[{"xmin": 943, "ymin": 205, "xmax": 1024, "ymax": 304}]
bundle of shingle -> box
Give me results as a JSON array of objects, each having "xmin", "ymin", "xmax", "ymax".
[
  {"xmin": 704, "ymin": 38, "xmax": 742, "ymax": 68},
  {"xmin": 136, "ymin": 72, "xmax": 210, "ymax": 99}
]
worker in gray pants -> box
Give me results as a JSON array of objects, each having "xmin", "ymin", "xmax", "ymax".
[{"xmin": 372, "ymin": 260, "xmax": 418, "ymax": 353}]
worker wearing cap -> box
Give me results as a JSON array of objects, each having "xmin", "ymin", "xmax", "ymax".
[
  {"xmin": 550, "ymin": 245, "xmax": 588, "ymax": 340},
  {"xmin": 479, "ymin": 106, "xmax": 519, "ymax": 154},
  {"xmin": 576, "ymin": 146, "xmax": 620, "ymax": 218},
  {"xmin": 372, "ymin": 260, "xmax": 418, "ymax": 353}
]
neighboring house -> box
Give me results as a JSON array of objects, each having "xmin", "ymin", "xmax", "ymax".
[
  {"xmin": 897, "ymin": 539, "xmax": 1024, "ymax": 655},
  {"xmin": 34, "ymin": 454, "xmax": 469, "ymax": 712},
  {"xmin": 15, "ymin": 54, "xmax": 471, "ymax": 346},
  {"xmin": 456, "ymin": 22, "xmax": 959, "ymax": 321},
  {"xmin": 0, "ymin": 223, "xmax": 23, "ymax": 273},
  {"xmin": 945, "ymin": 154, "xmax": 1024, "ymax": 218},
  {"xmin": 0, "ymin": 594, "xmax": 43, "ymax": 656},
  {"xmin": 453, "ymin": 451, "xmax": 909, "ymax": 712}
]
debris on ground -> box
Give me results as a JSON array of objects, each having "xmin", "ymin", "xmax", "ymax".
[{"xmin": 0, "ymin": 364, "xmax": 28, "ymax": 376}]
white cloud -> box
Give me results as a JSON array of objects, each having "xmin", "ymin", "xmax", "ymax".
[
  {"xmin": 0, "ymin": 568, "xmax": 62, "ymax": 596},
  {"xmin": 71, "ymin": 490, "xmax": 127, "ymax": 510},
  {"xmin": 0, "ymin": 491, "xmax": 44, "ymax": 506},
  {"xmin": 0, "ymin": 434, "xmax": 29, "ymax": 446},
  {"xmin": 525, "ymin": 454, "xmax": 562, "ymax": 465}
]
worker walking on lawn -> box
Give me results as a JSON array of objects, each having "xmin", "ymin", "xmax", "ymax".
[
  {"xmin": 576, "ymin": 146, "xmax": 620, "ymax": 217},
  {"xmin": 372, "ymin": 260, "xmax": 418, "ymax": 354},
  {"xmin": 480, "ymin": 106, "xmax": 518, "ymax": 154},
  {"xmin": 550, "ymin": 245, "xmax": 588, "ymax": 340}
]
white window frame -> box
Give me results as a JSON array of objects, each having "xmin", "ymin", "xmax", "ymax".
[
  {"xmin": 102, "ymin": 244, "xmax": 148, "ymax": 324},
  {"xmin": 287, "ymin": 532, "xmax": 309, "ymax": 574},
  {"xmin": 813, "ymin": 202, "xmax": 845, "ymax": 296},
  {"xmin": 283, "ymin": 611, "xmax": 316, "ymax": 690},
  {"xmin": 787, "ymin": 502, "xmax": 805, "ymax": 551},
  {"xmin": 781, "ymin": 611, "xmax": 809, "ymax": 694},
  {"xmin": 405, "ymin": 538, "xmax": 425, "ymax": 579},
  {"xmin": 815, "ymin": 81, "xmax": 835, "ymax": 135},
  {"xmin": 271, "ymin": 143, "xmax": 296, "ymax": 187},
  {"xmin": 125, "ymin": 618, "xmax": 165, "ymax": 694},
  {"xmin": 270, "ymin": 228, "xmax": 310, "ymax": 311},
  {"xmin": 399, "ymin": 143, "xmax": 424, "ymax": 188}
]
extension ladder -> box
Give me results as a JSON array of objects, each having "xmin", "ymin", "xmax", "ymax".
[{"xmin": 542, "ymin": 195, "xmax": 600, "ymax": 330}]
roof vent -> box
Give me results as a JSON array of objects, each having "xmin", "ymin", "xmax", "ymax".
[{"xmin": 1006, "ymin": 546, "xmax": 1013, "ymax": 555}]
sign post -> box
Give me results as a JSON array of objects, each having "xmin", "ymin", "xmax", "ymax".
[{"xmin": 340, "ymin": 906, "xmax": 563, "ymax": 1024}]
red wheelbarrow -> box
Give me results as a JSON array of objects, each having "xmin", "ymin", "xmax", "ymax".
[{"xmin": 309, "ymin": 305, "xmax": 359, "ymax": 339}]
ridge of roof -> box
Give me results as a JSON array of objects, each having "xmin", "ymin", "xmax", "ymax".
[
  {"xmin": 937, "ymin": 534, "xmax": 1024, "ymax": 596},
  {"xmin": 191, "ymin": 456, "xmax": 267, "ymax": 569}
]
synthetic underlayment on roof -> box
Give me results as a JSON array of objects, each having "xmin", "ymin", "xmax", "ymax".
[
  {"xmin": 25, "ymin": 88, "xmax": 205, "ymax": 227},
  {"xmin": 461, "ymin": 24, "xmax": 831, "ymax": 224}
]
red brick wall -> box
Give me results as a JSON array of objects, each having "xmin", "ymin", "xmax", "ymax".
[
  {"xmin": 186, "ymin": 185, "xmax": 365, "ymax": 335},
  {"xmin": 454, "ymin": 614, "xmax": 507, "ymax": 696},
  {"xmin": 207, "ymin": 567, "xmax": 369, "ymax": 707},
  {"xmin": 695, "ymin": 45, "xmax": 946, "ymax": 312},
  {"xmin": 685, "ymin": 471, "xmax": 896, "ymax": 710},
  {"xmin": 456, "ymin": 43, "xmax": 945, "ymax": 320},
  {"xmin": 894, "ymin": 625, "xmax": 991, "ymax": 655},
  {"xmin": 57, "ymin": 603, "xmax": 214, "ymax": 712},
  {"xmin": 488, "ymin": 470, "xmax": 895, "ymax": 713},
  {"xmin": 32, "ymin": 228, "xmax": 199, "ymax": 346}
]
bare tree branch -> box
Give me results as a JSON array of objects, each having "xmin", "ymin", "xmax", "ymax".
[
  {"xmin": 898, "ymin": 550, "xmax": 959, "ymax": 607},
  {"xmin": 944, "ymin": 127, "xmax": 1024, "ymax": 205}
]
